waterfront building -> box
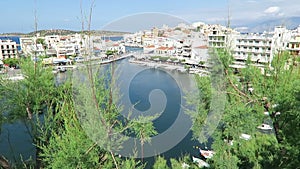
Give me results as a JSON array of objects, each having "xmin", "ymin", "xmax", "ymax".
[
  {"xmin": 232, "ymin": 26, "xmax": 292, "ymax": 65},
  {"xmin": 154, "ymin": 46, "xmax": 176, "ymax": 56},
  {"xmin": 45, "ymin": 35, "xmax": 60, "ymax": 49},
  {"xmin": 207, "ymin": 26, "xmax": 228, "ymax": 49},
  {"xmin": 20, "ymin": 37, "xmax": 34, "ymax": 55},
  {"xmin": 233, "ymin": 33, "xmax": 273, "ymax": 64},
  {"xmin": 287, "ymin": 36, "xmax": 300, "ymax": 56},
  {"xmin": 56, "ymin": 43, "xmax": 78, "ymax": 58},
  {"xmin": 143, "ymin": 45, "xmax": 156, "ymax": 54},
  {"xmin": 0, "ymin": 39, "xmax": 18, "ymax": 60},
  {"xmin": 20, "ymin": 37, "xmax": 45, "ymax": 57}
]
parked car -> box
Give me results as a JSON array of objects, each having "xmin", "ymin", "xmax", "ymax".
[{"xmin": 74, "ymin": 57, "xmax": 85, "ymax": 63}]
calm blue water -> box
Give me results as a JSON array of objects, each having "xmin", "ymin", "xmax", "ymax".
[
  {"xmin": 0, "ymin": 36, "xmax": 21, "ymax": 50},
  {"xmin": 0, "ymin": 58, "xmax": 203, "ymax": 167},
  {"xmin": 101, "ymin": 36, "xmax": 123, "ymax": 41},
  {"xmin": 125, "ymin": 46, "xmax": 143, "ymax": 53}
]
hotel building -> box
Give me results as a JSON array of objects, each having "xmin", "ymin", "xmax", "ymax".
[{"xmin": 0, "ymin": 39, "xmax": 18, "ymax": 60}]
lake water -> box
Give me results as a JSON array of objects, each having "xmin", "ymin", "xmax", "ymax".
[{"xmin": 0, "ymin": 58, "xmax": 204, "ymax": 167}]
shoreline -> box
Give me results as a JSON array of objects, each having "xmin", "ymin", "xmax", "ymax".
[{"xmin": 128, "ymin": 58, "xmax": 209, "ymax": 76}]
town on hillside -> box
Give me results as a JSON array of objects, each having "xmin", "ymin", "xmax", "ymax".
[{"xmin": 0, "ymin": 22, "xmax": 300, "ymax": 74}]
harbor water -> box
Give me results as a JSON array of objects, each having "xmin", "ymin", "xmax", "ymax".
[{"xmin": 0, "ymin": 57, "xmax": 205, "ymax": 167}]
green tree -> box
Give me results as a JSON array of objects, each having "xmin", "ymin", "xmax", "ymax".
[
  {"xmin": 3, "ymin": 58, "xmax": 19, "ymax": 68},
  {"xmin": 106, "ymin": 50, "xmax": 117, "ymax": 56},
  {"xmin": 153, "ymin": 156, "xmax": 169, "ymax": 169},
  {"xmin": 130, "ymin": 116, "xmax": 157, "ymax": 161},
  {"xmin": 0, "ymin": 59, "xmax": 62, "ymax": 168},
  {"xmin": 190, "ymin": 49, "xmax": 300, "ymax": 168}
]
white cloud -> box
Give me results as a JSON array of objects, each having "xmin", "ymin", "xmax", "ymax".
[{"xmin": 264, "ymin": 6, "xmax": 280, "ymax": 14}]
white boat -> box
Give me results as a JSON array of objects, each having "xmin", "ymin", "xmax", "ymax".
[
  {"xmin": 199, "ymin": 148, "xmax": 215, "ymax": 159},
  {"xmin": 192, "ymin": 156, "xmax": 210, "ymax": 168},
  {"xmin": 257, "ymin": 124, "xmax": 273, "ymax": 130},
  {"xmin": 240, "ymin": 133, "xmax": 251, "ymax": 140}
]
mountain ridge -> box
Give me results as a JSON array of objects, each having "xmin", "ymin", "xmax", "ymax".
[{"xmin": 235, "ymin": 16, "xmax": 300, "ymax": 33}]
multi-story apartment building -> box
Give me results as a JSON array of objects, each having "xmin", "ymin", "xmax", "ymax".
[
  {"xmin": 0, "ymin": 39, "xmax": 18, "ymax": 60},
  {"xmin": 207, "ymin": 25, "xmax": 238, "ymax": 51},
  {"xmin": 207, "ymin": 25, "xmax": 294, "ymax": 67},
  {"xmin": 233, "ymin": 33, "xmax": 273, "ymax": 63},
  {"xmin": 20, "ymin": 37, "xmax": 45, "ymax": 57},
  {"xmin": 21, "ymin": 34, "xmax": 85, "ymax": 58},
  {"xmin": 208, "ymin": 28, "xmax": 226, "ymax": 48}
]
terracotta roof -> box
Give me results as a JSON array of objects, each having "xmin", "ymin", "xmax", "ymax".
[
  {"xmin": 195, "ymin": 45, "xmax": 208, "ymax": 49},
  {"xmin": 156, "ymin": 46, "xmax": 169, "ymax": 50},
  {"xmin": 145, "ymin": 45, "xmax": 155, "ymax": 48}
]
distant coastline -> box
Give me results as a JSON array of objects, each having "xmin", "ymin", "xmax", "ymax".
[{"xmin": 0, "ymin": 29, "xmax": 131, "ymax": 37}]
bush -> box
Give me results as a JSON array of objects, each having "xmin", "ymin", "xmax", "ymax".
[{"xmin": 3, "ymin": 58, "xmax": 19, "ymax": 68}]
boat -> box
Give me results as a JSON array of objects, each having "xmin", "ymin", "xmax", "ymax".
[
  {"xmin": 192, "ymin": 156, "xmax": 210, "ymax": 168},
  {"xmin": 240, "ymin": 133, "xmax": 251, "ymax": 140},
  {"xmin": 199, "ymin": 148, "xmax": 215, "ymax": 159},
  {"xmin": 257, "ymin": 124, "xmax": 273, "ymax": 130}
]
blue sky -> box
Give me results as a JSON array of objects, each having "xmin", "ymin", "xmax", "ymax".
[{"xmin": 1, "ymin": 0, "xmax": 299, "ymax": 33}]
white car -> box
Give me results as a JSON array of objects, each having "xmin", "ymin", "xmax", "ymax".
[{"xmin": 74, "ymin": 57, "xmax": 85, "ymax": 62}]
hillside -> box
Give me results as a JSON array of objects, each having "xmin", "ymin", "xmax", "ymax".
[{"xmin": 1, "ymin": 29, "xmax": 131, "ymax": 37}]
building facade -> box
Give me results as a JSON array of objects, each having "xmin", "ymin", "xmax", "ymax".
[
  {"xmin": 233, "ymin": 33, "xmax": 273, "ymax": 63},
  {"xmin": 0, "ymin": 39, "xmax": 18, "ymax": 60}
]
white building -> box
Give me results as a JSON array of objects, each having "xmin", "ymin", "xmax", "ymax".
[
  {"xmin": 233, "ymin": 33, "xmax": 273, "ymax": 63},
  {"xmin": 0, "ymin": 39, "xmax": 18, "ymax": 60},
  {"xmin": 287, "ymin": 36, "xmax": 300, "ymax": 56}
]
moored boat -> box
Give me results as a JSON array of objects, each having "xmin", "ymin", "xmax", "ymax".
[{"xmin": 199, "ymin": 148, "xmax": 215, "ymax": 159}]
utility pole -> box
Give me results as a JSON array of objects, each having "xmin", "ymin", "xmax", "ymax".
[{"xmin": 227, "ymin": 0, "xmax": 231, "ymax": 28}]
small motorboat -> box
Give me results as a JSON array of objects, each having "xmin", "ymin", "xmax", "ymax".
[
  {"xmin": 199, "ymin": 148, "xmax": 215, "ymax": 159},
  {"xmin": 257, "ymin": 124, "xmax": 273, "ymax": 130},
  {"xmin": 240, "ymin": 133, "xmax": 251, "ymax": 140}
]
